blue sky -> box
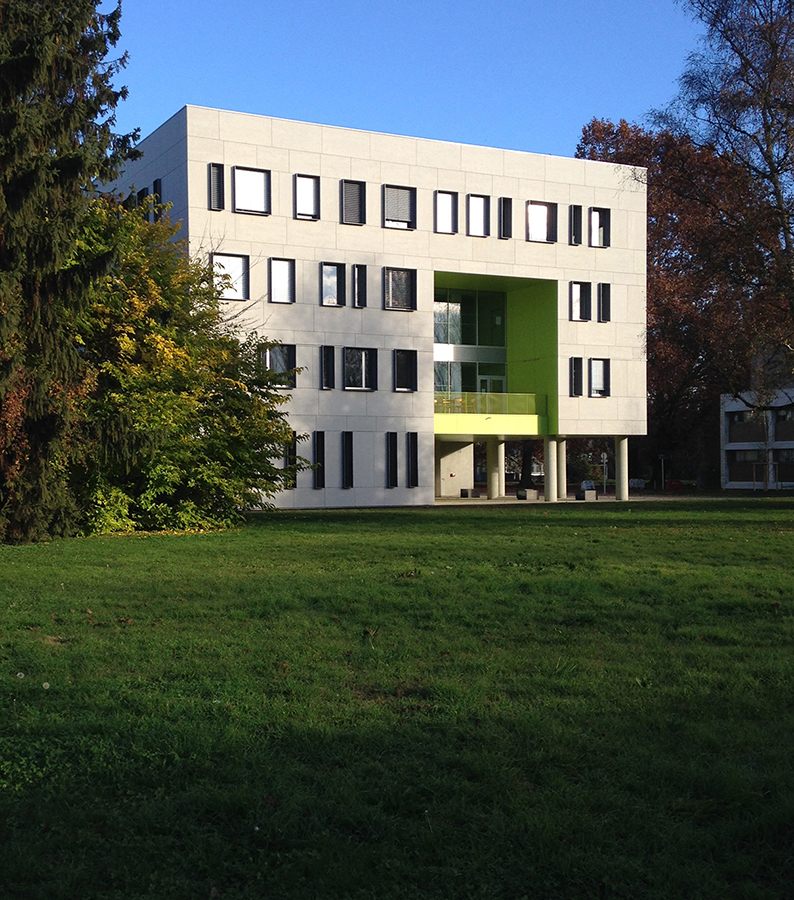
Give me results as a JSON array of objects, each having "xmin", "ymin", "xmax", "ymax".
[{"xmin": 108, "ymin": 0, "xmax": 704, "ymax": 158}]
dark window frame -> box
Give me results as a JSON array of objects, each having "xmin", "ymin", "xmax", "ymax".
[
  {"xmin": 211, "ymin": 252, "xmax": 249, "ymax": 301},
  {"xmin": 383, "ymin": 267, "xmax": 417, "ymax": 311},
  {"xmin": 233, "ymin": 166, "xmax": 271, "ymax": 216},
  {"xmin": 589, "ymin": 358, "xmax": 611, "ymax": 397},
  {"xmin": 526, "ymin": 200, "xmax": 558, "ymax": 242},
  {"xmin": 435, "ymin": 190, "xmax": 458, "ymax": 234},
  {"xmin": 208, "ymin": 163, "xmax": 224, "ymax": 211},
  {"xmin": 467, "ymin": 193, "xmax": 491, "ymax": 237},
  {"xmin": 320, "ymin": 345, "xmax": 335, "ymax": 390},
  {"xmin": 570, "ymin": 281, "xmax": 592, "ymax": 321},
  {"xmin": 341, "ymin": 431, "xmax": 354, "ymax": 489},
  {"xmin": 570, "ymin": 357, "xmax": 583, "ymax": 397},
  {"xmin": 407, "ymin": 432, "xmax": 419, "ymax": 488},
  {"xmin": 386, "ymin": 432, "xmax": 399, "ymax": 488},
  {"xmin": 264, "ymin": 343, "xmax": 297, "ymax": 389},
  {"xmin": 597, "ymin": 283, "xmax": 611, "ymax": 322},
  {"xmin": 313, "ymin": 431, "xmax": 325, "ymax": 489},
  {"xmin": 340, "ymin": 179, "xmax": 366, "ymax": 225},
  {"xmin": 498, "ymin": 197, "xmax": 513, "ymax": 239},
  {"xmin": 383, "ymin": 184, "xmax": 417, "ymax": 229},
  {"xmin": 320, "ymin": 262, "xmax": 346, "ymax": 307},
  {"xmin": 294, "ymin": 173, "xmax": 320, "ymax": 220},
  {"xmin": 269, "ymin": 257, "xmax": 296, "ymax": 304},
  {"xmin": 394, "ymin": 349, "xmax": 418, "ymax": 392},
  {"xmin": 569, "ymin": 204, "xmax": 583, "ymax": 245},
  {"xmin": 589, "ymin": 207, "xmax": 611, "ymax": 247},
  {"xmin": 352, "ymin": 264, "xmax": 367, "ymax": 308},
  {"xmin": 343, "ymin": 347, "xmax": 378, "ymax": 391}
]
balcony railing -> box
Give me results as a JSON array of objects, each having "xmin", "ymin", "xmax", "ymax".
[{"xmin": 434, "ymin": 391, "xmax": 547, "ymax": 416}]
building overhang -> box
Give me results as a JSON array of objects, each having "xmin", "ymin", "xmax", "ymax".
[{"xmin": 434, "ymin": 413, "xmax": 549, "ymax": 440}]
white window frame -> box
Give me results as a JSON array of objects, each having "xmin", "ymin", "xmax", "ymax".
[{"xmin": 212, "ymin": 253, "xmax": 248, "ymax": 300}]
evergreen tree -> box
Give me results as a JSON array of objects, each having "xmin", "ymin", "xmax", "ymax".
[{"xmin": 0, "ymin": 1, "xmax": 136, "ymax": 541}]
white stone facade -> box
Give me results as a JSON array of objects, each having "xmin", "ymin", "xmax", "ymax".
[{"xmin": 110, "ymin": 106, "xmax": 647, "ymax": 507}]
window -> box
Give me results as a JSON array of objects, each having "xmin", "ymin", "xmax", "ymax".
[
  {"xmin": 570, "ymin": 357, "xmax": 583, "ymax": 397},
  {"xmin": 320, "ymin": 345, "xmax": 335, "ymax": 390},
  {"xmin": 570, "ymin": 282, "xmax": 592, "ymax": 321},
  {"xmin": 597, "ymin": 283, "xmax": 611, "ymax": 322},
  {"xmin": 352, "ymin": 264, "xmax": 367, "ymax": 308},
  {"xmin": 152, "ymin": 178, "xmax": 162, "ymax": 221},
  {"xmin": 137, "ymin": 187, "xmax": 150, "ymax": 222},
  {"xmin": 295, "ymin": 174, "xmax": 320, "ymax": 220},
  {"xmin": 269, "ymin": 258, "xmax": 295, "ymax": 304},
  {"xmin": 590, "ymin": 207, "xmax": 611, "ymax": 247},
  {"xmin": 313, "ymin": 431, "xmax": 325, "ymax": 489},
  {"xmin": 467, "ymin": 194, "xmax": 490, "ymax": 237},
  {"xmin": 569, "ymin": 204, "xmax": 583, "ymax": 245},
  {"xmin": 394, "ymin": 349, "xmax": 418, "ymax": 392},
  {"xmin": 212, "ymin": 253, "xmax": 248, "ymax": 300},
  {"xmin": 264, "ymin": 344, "xmax": 297, "ymax": 389},
  {"xmin": 526, "ymin": 201, "xmax": 557, "ymax": 242},
  {"xmin": 233, "ymin": 167, "xmax": 271, "ymax": 215},
  {"xmin": 341, "ymin": 179, "xmax": 365, "ymax": 224},
  {"xmin": 386, "ymin": 432, "xmax": 399, "ymax": 488},
  {"xmin": 343, "ymin": 347, "xmax": 378, "ymax": 390},
  {"xmin": 498, "ymin": 197, "xmax": 512, "ymax": 239},
  {"xmin": 283, "ymin": 432, "xmax": 297, "ymax": 489},
  {"xmin": 341, "ymin": 432, "xmax": 354, "ymax": 489},
  {"xmin": 209, "ymin": 163, "xmax": 224, "ymax": 210},
  {"xmin": 589, "ymin": 358, "xmax": 610, "ymax": 397},
  {"xmin": 384, "ymin": 267, "xmax": 417, "ymax": 310},
  {"xmin": 321, "ymin": 262, "xmax": 345, "ymax": 306},
  {"xmin": 435, "ymin": 191, "xmax": 458, "ymax": 234},
  {"xmin": 407, "ymin": 432, "xmax": 419, "ymax": 488},
  {"xmin": 383, "ymin": 184, "xmax": 416, "ymax": 229}
]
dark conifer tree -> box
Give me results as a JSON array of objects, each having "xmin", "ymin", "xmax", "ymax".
[{"xmin": 0, "ymin": 1, "xmax": 136, "ymax": 541}]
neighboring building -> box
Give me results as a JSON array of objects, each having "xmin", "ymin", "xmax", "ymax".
[
  {"xmin": 109, "ymin": 106, "xmax": 647, "ymax": 508},
  {"xmin": 721, "ymin": 390, "xmax": 794, "ymax": 489}
]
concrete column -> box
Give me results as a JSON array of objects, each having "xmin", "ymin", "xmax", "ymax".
[
  {"xmin": 486, "ymin": 437, "xmax": 499, "ymax": 499},
  {"xmin": 497, "ymin": 441, "xmax": 505, "ymax": 498},
  {"xmin": 556, "ymin": 439, "xmax": 567, "ymax": 500},
  {"xmin": 544, "ymin": 436, "xmax": 558, "ymax": 502},
  {"xmin": 615, "ymin": 436, "xmax": 629, "ymax": 501}
]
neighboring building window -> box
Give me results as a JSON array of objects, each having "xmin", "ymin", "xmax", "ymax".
[
  {"xmin": 394, "ymin": 349, "xmax": 418, "ymax": 392},
  {"xmin": 407, "ymin": 432, "xmax": 419, "ymax": 487},
  {"xmin": 341, "ymin": 431, "xmax": 354, "ymax": 488},
  {"xmin": 152, "ymin": 178, "xmax": 162, "ymax": 221},
  {"xmin": 343, "ymin": 347, "xmax": 378, "ymax": 390},
  {"xmin": 467, "ymin": 194, "xmax": 490, "ymax": 237},
  {"xmin": 295, "ymin": 174, "xmax": 320, "ymax": 220},
  {"xmin": 597, "ymin": 283, "xmax": 611, "ymax": 322},
  {"xmin": 270, "ymin": 258, "xmax": 295, "ymax": 304},
  {"xmin": 212, "ymin": 253, "xmax": 249, "ymax": 300},
  {"xmin": 321, "ymin": 262, "xmax": 346, "ymax": 306},
  {"xmin": 590, "ymin": 207, "xmax": 611, "ymax": 247},
  {"xmin": 320, "ymin": 345, "xmax": 335, "ymax": 390},
  {"xmin": 313, "ymin": 431, "xmax": 325, "ymax": 489},
  {"xmin": 383, "ymin": 185, "xmax": 416, "ymax": 229},
  {"xmin": 589, "ymin": 358, "xmax": 611, "ymax": 397},
  {"xmin": 569, "ymin": 204, "xmax": 583, "ymax": 245},
  {"xmin": 384, "ymin": 267, "xmax": 417, "ymax": 310},
  {"xmin": 386, "ymin": 432, "xmax": 399, "ymax": 488},
  {"xmin": 498, "ymin": 197, "xmax": 512, "ymax": 239},
  {"xmin": 570, "ymin": 357, "xmax": 583, "ymax": 397},
  {"xmin": 352, "ymin": 264, "xmax": 367, "ymax": 308},
  {"xmin": 233, "ymin": 167, "xmax": 271, "ymax": 215},
  {"xmin": 341, "ymin": 179, "xmax": 366, "ymax": 224},
  {"xmin": 526, "ymin": 201, "xmax": 557, "ymax": 242},
  {"xmin": 570, "ymin": 282, "xmax": 592, "ymax": 321},
  {"xmin": 208, "ymin": 163, "xmax": 224, "ymax": 210},
  {"xmin": 264, "ymin": 344, "xmax": 297, "ymax": 389},
  {"xmin": 435, "ymin": 190, "xmax": 458, "ymax": 234}
]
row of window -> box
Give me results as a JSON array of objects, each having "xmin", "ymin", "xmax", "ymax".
[
  {"xmin": 213, "ymin": 255, "xmax": 417, "ymax": 309},
  {"xmin": 264, "ymin": 345, "xmax": 418, "ymax": 393},
  {"xmin": 570, "ymin": 358, "xmax": 611, "ymax": 398},
  {"xmin": 207, "ymin": 163, "xmax": 612, "ymax": 246},
  {"xmin": 570, "ymin": 282, "xmax": 611, "ymax": 323},
  {"xmin": 307, "ymin": 431, "xmax": 420, "ymax": 490}
]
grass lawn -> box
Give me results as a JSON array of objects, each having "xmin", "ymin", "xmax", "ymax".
[{"xmin": 1, "ymin": 499, "xmax": 793, "ymax": 899}]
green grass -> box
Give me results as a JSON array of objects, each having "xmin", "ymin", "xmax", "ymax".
[{"xmin": 1, "ymin": 499, "xmax": 793, "ymax": 899}]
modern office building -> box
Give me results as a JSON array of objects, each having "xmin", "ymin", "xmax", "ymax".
[
  {"xmin": 721, "ymin": 390, "xmax": 794, "ymax": 489},
  {"xmin": 109, "ymin": 106, "xmax": 647, "ymax": 507}
]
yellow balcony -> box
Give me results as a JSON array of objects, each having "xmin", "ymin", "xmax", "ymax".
[{"xmin": 434, "ymin": 392, "xmax": 548, "ymax": 438}]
